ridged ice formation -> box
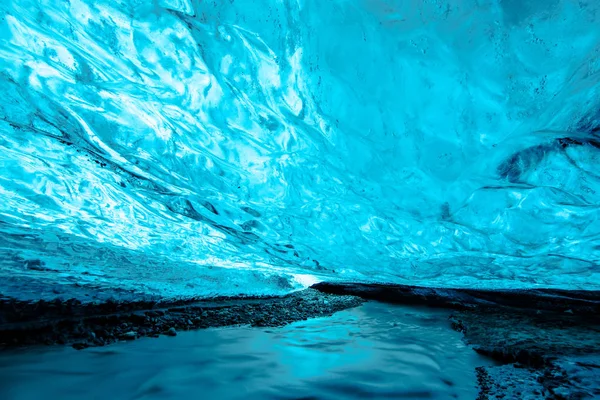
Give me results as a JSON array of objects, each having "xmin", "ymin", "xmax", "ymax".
[{"xmin": 1, "ymin": 0, "xmax": 600, "ymax": 298}]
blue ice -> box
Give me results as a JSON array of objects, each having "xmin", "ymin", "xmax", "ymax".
[{"xmin": 0, "ymin": 0, "xmax": 600, "ymax": 298}]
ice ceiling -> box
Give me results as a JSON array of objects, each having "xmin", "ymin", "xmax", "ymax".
[{"xmin": 1, "ymin": 0, "xmax": 600, "ymax": 299}]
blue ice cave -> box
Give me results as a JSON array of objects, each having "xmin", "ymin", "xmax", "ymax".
[{"xmin": 1, "ymin": 0, "xmax": 600, "ymax": 299}]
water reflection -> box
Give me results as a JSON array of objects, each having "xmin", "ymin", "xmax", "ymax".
[{"xmin": 0, "ymin": 302, "xmax": 491, "ymax": 399}]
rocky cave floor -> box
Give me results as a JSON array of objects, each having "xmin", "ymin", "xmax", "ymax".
[{"xmin": 1, "ymin": 283, "xmax": 599, "ymax": 400}]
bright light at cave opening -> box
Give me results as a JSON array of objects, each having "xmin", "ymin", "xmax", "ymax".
[{"xmin": 293, "ymin": 274, "xmax": 321, "ymax": 289}]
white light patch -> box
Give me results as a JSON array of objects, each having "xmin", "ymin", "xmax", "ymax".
[{"xmin": 292, "ymin": 274, "xmax": 321, "ymax": 288}]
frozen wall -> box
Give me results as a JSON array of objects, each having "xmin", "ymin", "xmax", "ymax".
[{"xmin": 1, "ymin": 0, "xmax": 600, "ymax": 299}]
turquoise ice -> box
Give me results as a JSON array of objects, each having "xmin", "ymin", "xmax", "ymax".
[{"xmin": 1, "ymin": 0, "xmax": 600, "ymax": 298}]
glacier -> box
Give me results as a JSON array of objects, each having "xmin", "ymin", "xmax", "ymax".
[{"xmin": 1, "ymin": 0, "xmax": 600, "ymax": 299}]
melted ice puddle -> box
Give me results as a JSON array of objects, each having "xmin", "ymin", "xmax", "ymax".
[{"xmin": 0, "ymin": 302, "xmax": 493, "ymax": 399}]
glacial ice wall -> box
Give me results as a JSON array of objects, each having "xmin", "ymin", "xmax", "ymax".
[{"xmin": 1, "ymin": 0, "xmax": 600, "ymax": 299}]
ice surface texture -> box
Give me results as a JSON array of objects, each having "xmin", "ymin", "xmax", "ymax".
[{"xmin": 1, "ymin": 0, "xmax": 600, "ymax": 298}]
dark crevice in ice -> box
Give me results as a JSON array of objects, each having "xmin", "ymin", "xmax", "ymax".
[{"xmin": 311, "ymin": 282, "xmax": 600, "ymax": 315}]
